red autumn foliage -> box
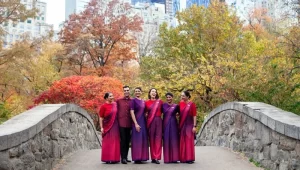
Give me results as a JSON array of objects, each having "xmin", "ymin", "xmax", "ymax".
[
  {"xmin": 60, "ymin": 0, "xmax": 143, "ymax": 76},
  {"xmin": 33, "ymin": 76, "xmax": 123, "ymax": 127}
]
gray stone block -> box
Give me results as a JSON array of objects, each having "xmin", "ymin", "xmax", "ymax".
[
  {"xmin": 10, "ymin": 158, "xmax": 24, "ymax": 170},
  {"xmin": 279, "ymin": 162, "xmax": 288, "ymax": 170},
  {"xmin": 268, "ymin": 117, "xmax": 276, "ymax": 130},
  {"xmin": 279, "ymin": 135, "xmax": 296, "ymax": 151},
  {"xmin": 270, "ymin": 144, "xmax": 278, "ymax": 161},
  {"xmin": 261, "ymin": 125, "xmax": 271, "ymax": 145},
  {"xmin": 260, "ymin": 113, "xmax": 268, "ymax": 126},
  {"xmin": 275, "ymin": 121, "xmax": 285, "ymax": 135},
  {"xmin": 36, "ymin": 118, "xmax": 49, "ymax": 135},
  {"xmin": 0, "ymin": 135, "xmax": 8, "ymax": 151},
  {"xmin": 0, "ymin": 152, "xmax": 11, "ymax": 170},
  {"xmin": 7, "ymin": 130, "xmax": 27, "ymax": 148},
  {"xmin": 284, "ymin": 124, "xmax": 298, "ymax": 139}
]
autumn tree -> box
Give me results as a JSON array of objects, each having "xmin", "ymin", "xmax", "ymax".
[
  {"xmin": 0, "ymin": 0, "xmax": 38, "ymax": 47},
  {"xmin": 0, "ymin": 36, "xmax": 63, "ymax": 118},
  {"xmin": 33, "ymin": 76, "xmax": 124, "ymax": 128},
  {"xmin": 141, "ymin": 1, "xmax": 244, "ymax": 111},
  {"xmin": 60, "ymin": 0, "xmax": 143, "ymax": 76},
  {"xmin": 140, "ymin": 1, "xmax": 300, "ymax": 114}
]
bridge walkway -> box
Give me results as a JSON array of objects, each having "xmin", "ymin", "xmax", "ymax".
[{"xmin": 54, "ymin": 146, "xmax": 262, "ymax": 170}]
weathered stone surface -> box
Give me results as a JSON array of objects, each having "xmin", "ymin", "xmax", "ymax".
[
  {"xmin": 197, "ymin": 102, "xmax": 300, "ymax": 170},
  {"xmin": 50, "ymin": 129, "xmax": 60, "ymax": 140},
  {"xmin": 271, "ymin": 131, "xmax": 281, "ymax": 145},
  {"xmin": 8, "ymin": 147, "xmax": 19, "ymax": 158},
  {"xmin": 271, "ymin": 144, "xmax": 278, "ymax": 161},
  {"xmin": 296, "ymin": 142, "xmax": 300, "ymax": 157},
  {"xmin": 279, "ymin": 136, "xmax": 296, "ymax": 151},
  {"xmin": 34, "ymin": 152, "xmax": 42, "ymax": 162},
  {"xmin": 263, "ymin": 146, "xmax": 270, "ymax": 160},
  {"xmin": 291, "ymin": 159, "xmax": 300, "ymax": 170},
  {"xmin": 10, "ymin": 159, "xmax": 24, "ymax": 170},
  {"xmin": 0, "ymin": 152, "xmax": 12, "ymax": 170},
  {"xmin": 0, "ymin": 104, "xmax": 100, "ymax": 170},
  {"xmin": 279, "ymin": 162, "xmax": 288, "ymax": 170}
]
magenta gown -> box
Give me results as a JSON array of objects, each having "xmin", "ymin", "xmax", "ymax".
[
  {"xmin": 146, "ymin": 99, "xmax": 163, "ymax": 161},
  {"xmin": 179, "ymin": 101, "xmax": 196, "ymax": 163},
  {"xmin": 130, "ymin": 98, "xmax": 149, "ymax": 161},
  {"xmin": 99, "ymin": 102, "xmax": 120, "ymax": 163},
  {"xmin": 162, "ymin": 103, "xmax": 180, "ymax": 163}
]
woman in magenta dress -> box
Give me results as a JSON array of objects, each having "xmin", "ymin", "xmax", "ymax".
[
  {"xmin": 130, "ymin": 87, "xmax": 149, "ymax": 164},
  {"xmin": 162, "ymin": 92, "xmax": 180, "ymax": 163},
  {"xmin": 179, "ymin": 91, "xmax": 197, "ymax": 164},
  {"xmin": 99, "ymin": 92, "xmax": 120, "ymax": 164},
  {"xmin": 145, "ymin": 88, "xmax": 163, "ymax": 164}
]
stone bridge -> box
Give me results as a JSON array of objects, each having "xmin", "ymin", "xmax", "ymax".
[{"xmin": 0, "ymin": 102, "xmax": 299, "ymax": 170}]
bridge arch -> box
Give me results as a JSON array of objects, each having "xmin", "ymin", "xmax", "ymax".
[
  {"xmin": 0, "ymin": 104, "xmax": 100, "ymax": 170},
  {"xmin": 196, "ymin": 102, "xmax": 300, "ymax": 170}
]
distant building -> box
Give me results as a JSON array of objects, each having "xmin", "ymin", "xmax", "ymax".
[
  {"xmin": 65, "ymin": 0, "xmax": 90, "ymax": 20},
  {"xmin": 186, "ymin": 0, "xmax": 210, "ymax": 8},
  {"xmin": 132, "ymin": 2, "xmax": 170, "ymax": 57},
  {"xmin": 2, "ymin": 0, "xmax": 53, "ymax": 48},
  {"xmin": 225, "ymin": 0, "xmax": 298, "ymax": 27}
]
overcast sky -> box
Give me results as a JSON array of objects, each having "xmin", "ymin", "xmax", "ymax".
[{"xmin": 42, "ymin": 0, "xmax": 65, "ymax": 30}]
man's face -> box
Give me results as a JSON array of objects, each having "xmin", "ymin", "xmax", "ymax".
[{"xmin": 123, "ymin": 87, "xmax": 130, "ymax": 97}]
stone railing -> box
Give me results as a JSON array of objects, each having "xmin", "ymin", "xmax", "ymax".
[
  {"xmin": 196, "ymin": 102, "xmax": 300, "ymax": 170},
  {"xmin": 0, "ymin": 104, "xmax": 101, "ymax": 170}
]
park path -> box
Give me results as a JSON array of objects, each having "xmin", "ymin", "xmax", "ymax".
[{"xmin": 54, "ymin": 146, "xmax": 262, "ymax": 170}]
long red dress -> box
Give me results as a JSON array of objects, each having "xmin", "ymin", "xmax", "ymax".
[
  {"xmin": 179, "ymin": 101, "xmax": 196, "ymax": 163},
  {"xmin": 99, "ymin": 102, "xmax": 120, "ymax": 163},
  {"xmin": 145, "ymin": 99, "xmax": 163, "ymax": 161}
]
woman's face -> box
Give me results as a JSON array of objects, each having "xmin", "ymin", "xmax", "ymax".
[
  {"xmin": 166, "ymin": 95, "xmax": 173, "ymax": 103},
  {"xmin": 134, "ymin": 89, "xmax": 142, "ymax": 97},
  {"xmin": 181, "ymin": 92, "xmax": 188, "ymax": 101},
  {"xmin": 150, "ymin": 89, "xmax": 157, "ymax": 99},
  {"xmin": 107, "ymin": 93, "xmax": 114, "ymax": 102}
]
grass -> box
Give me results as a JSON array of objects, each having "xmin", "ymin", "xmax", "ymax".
[{"xmin": 249, "ymin": 158, "xmax": 262, "ymax": 167}]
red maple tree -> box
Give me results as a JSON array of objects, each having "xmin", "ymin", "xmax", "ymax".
[
  {"xmin": 33, "ymin": 76, "xmax": 123, "ymax": 127},
  {"xmin": 60, "ymin": 0, "xmax": 143, "ymax": 76}
]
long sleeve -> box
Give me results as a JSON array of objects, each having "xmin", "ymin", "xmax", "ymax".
[
  {"xmin": 190, "ymin": 103, "xmax": 197, "ymax": 116},
  {"xmin": 99, "ymin": 104, "xmax": 106, "ymax": 118}
]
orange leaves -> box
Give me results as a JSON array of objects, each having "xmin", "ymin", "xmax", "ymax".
[
  {"xmin": 33, "ymin": 76, "xmax": 123, "ymax": 114},
  {"xmin": 59, "ymin": 0, "xmax": 142, "ymax": 76}
]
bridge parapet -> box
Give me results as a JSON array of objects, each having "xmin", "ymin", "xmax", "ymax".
[
  {"xmin": 0, "ymin": 104, "xmax": 100, "ymax": 170},
  {"xmin": 197, "ymin": 102, "xmax": 300, "ymax": 170}
]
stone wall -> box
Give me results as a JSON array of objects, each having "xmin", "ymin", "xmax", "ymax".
[
  {"xmin": 196, "ymin": 102, "xmax": 300, "ymax": 170},
  {"xmin": 0, "ymin": 104, "xmax": 101, "ymax": 170}
]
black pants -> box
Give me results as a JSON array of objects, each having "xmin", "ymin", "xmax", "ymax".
[{"xmin": 119, "ymin": 127, "xmax": 131, "ymax": 159}]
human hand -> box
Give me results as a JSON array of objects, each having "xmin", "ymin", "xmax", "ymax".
[
  {"xmin": 192, "ymin": 127, "xmax": 196, "ymax": 133},
  {"xmin": 100, "ymin": 128, "xmax": 104, "ymax": 133},
  {"xmin": 135, "ymin": 124, "xmax": 141, "ymax": 132}
]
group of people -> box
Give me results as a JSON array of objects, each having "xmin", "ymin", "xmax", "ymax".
[{"xmin": 98, "ymin": 86, "xmax": 197, "ymax": 164}]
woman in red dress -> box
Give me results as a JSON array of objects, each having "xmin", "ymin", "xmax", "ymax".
[
  {"xmin": 99, "ymin": 92, "xmax": 120, "ymax": 164},
  {"xmin": 145, "ymin": 88, "xmax": 163, "ymax": 164},
  {"xmin": 179, "ymin": 91, "xmax": 197, "ymax": 164}
]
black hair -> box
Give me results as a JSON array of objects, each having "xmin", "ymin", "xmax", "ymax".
[
  {"xmin": 183, "ymin": 90, "xmax": 191, "ymax": 99},
  {"xmin": 148, "ymin": 88, "xmax": 159, "ymax": 99},
  {"xmin": 134, "ymin": 87, "xmax": 142, "ymax": 92},
  {"xmin": 123, "ymin": 85, "xmax": 130, "ymax": 89},
  {"xmin": 104, "ymin": 92, "xmax": 111, "ymax": 99},
  {"xmin": 165, "ymin": 92, "xmax": 173, "ymax": 97}
]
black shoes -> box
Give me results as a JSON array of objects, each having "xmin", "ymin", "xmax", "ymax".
[
  {"xmin": 105, "ymin": 161, "xmax": 117, "ymax": 164},
  {"xmin": 134, "ymin": 161, "xmax": 142, "ymax": 164},
  {"xmin": 121, "ymin": 159, "xmax": 127, "ymax": 164},
  {"xmin": 151, "ymin": 159, "xmax": 160, "ymax": 164},
  {"xmin": 187, "ymin": 161, "xmax": 194, "ymax": 164},
  {"xmin": 126, "ymin": 159, "xmax": 132, "ymax": 162}
]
